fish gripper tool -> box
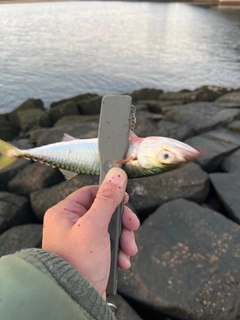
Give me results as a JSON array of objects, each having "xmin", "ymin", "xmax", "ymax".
[{"xmin": 98, "ymin": 95, "xmax": 136, "ymax": 303}]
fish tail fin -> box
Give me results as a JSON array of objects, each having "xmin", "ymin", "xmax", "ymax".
[{"xmin": 0, "ymin": 140, "xmax": 19, "ymax": 170}]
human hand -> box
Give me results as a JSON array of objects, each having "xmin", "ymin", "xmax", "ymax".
[{"xmin": 42, "ymin": 168, "xmax": 139, "ymax": 299}]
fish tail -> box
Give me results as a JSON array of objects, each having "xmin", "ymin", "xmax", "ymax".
[{"xmin": 0, "ymin": 140, "xmax": 19, "ymax": 170}]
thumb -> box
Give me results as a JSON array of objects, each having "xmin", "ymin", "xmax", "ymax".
[{"xmin": 87, "ymin": 167, "xmax": 128, "ymax": 229}]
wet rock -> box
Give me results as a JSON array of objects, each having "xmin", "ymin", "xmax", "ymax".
[
  {"xmin": 50, "ymin": 93, "xmax": 98, "ymax": 109},
  {"xmin": 131, "ymin": 88, "xmax": 163, "ymax": 102},
  {"xmin": 165, "ymin": 102, "xmax": 240, "ymax": 135},
  {"xmin": 54, "ymin": 114, "xmax": 99, "ymax": 127},
  {"xmin": 30, "ymin": 127, "xmax": 51, "ymax": 144},
  {"xmin": 18, "ymin": 109, "xmax": 52, "ymax": 133},
  {"xmin": 107, "ymin": 294, "xmax": 144, "ymax": 320},
  {"xmin": 7, "ymin": 98, "xmax": 44, "ymax": 128},
  {"xmin": 145, "ymin": 100, "xmax": 183, "ymax": 114},
  {"xmin": 78, "ymin": 96, "xmax": 102, "ymax": 115},
  {"xmin": 221, "ymin": 149, "xmax": 240, "ymax": 173},
  {"xmin": 36, "ymin": 123, "xmax": 98, "ymax": 146},
  {"xmin": 118, "ymin": 199, "xmax": 240, "ymax": 320},
  {"xmin": 8, "ymin": 163, "xmax": 64, "ymax": 196},
  {"xmin": 215, "ymin": 90, "xmax": 240, "ymax": 108},
  {"xmin": 48, "ymin": 101, "xmax": 79, "ymax": 123},
  {"xmin": 210, "ymin": 172, "xmax": 240, "ymax": 222},
  {"xmin": 0, "ymin": 224, "xmax": 42, "ymax": 257},
  {"xmin": 0, "ymin": 192, "xmax": 30, "ymax": 234},
  {"xmin": 0, "ymin": 158, "xmax": 29, "ymax": 191},
  {"xmin": 127, "ymin": 162, "xmax": 209, "ymax": 217},
  {"xmin": 0, "ymin": 115, "xmax": 19, "ymax": 141},
  {"xmin": 156, "ymin": 120, "xmax": 193, "ymax": 141},
  {"xmin": 228, "ymin": 120, "xmax": 240, "ymax": 132},
  {"xmin": 30, "ymin": 174, "xmax": 99, "ymax": 221},
  {"xmin": 185, "ymin": 131, "xmax": 239, "ymax": 172}
]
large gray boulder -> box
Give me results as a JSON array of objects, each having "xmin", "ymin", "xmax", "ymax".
[
  {"xmin": 0, "ymin": 192, "xmax": 30, "ymax": 234},
  {"xmin": 210, "ymin": 172, "xmax": 240, "ymax": 223},
  {"xmin": 0, "ymin": 224, "xmax": 42, "ymax": 257},
  {"xmin": 131, "ymin": 88, "xmax": 163, "ymax": 102},
  {"xmin": 118, "ymin": 199, "xmax": 240, "ymax": 320},
  {"xmin": 8, "ymin": 163, "xmax": 64, "ymax": 196},
  {"xmin": 185, "ymin": 129, "xmax": 240, "ymax": 172},
  {"xmin": 215, "ymin": 90, "xmax": 240, "ymax": 108},
  {"xmin": 165, "ymin": 102, "xmax": 240, "ymax": 135},
  {"xmin": 30, "ymin": 174, "xmax": 99, "ymax": 221},
  {"xmin": 48, "ymin": 101, "xmax": 79, "ymax": 123},
  {"xmin": 35, "ymin": 123, "xmax": 98, "ymax": 146},
  {"xmin": 0, "ymin": 115, "xmax": 19, "ymax": 141},
  {"xmin": 18, "ymin": 109, "xmax": 52, "ymax": 133},
  {"xmin": 221, "ymin": 149, "xmax": 240, "ymax": 173},
  {"xmin": 156, "ymin": 119, "xmax": 193, "ymax": 141},
  {"xmin": 7, "ymin": 98, "xmax": 44, "ymax": 128},
  {"xmin": 127, "ymin": 162, "xmax": 209, "ymax": 217}
]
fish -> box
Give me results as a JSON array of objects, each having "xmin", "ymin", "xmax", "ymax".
[{"xmin": 0, "ymin": 131, "xmax": 199, "ymax": 180}]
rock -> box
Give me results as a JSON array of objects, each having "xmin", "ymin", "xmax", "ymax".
[
  {"xmin": 204, "ymin": 128, "xmax": 240, "ymax": 147},
  {"xmin": 185, "ymin": 129, "xmax": 240, "ymax": 172},
  {"xmin": 18, "ymin": 109, "xmax": 52, "ymax": 133},
  {"xmin": 118, "ymin": 199, "xmax": 240, "ymax": 320},
  {"xmin": 54, "ymin": 114, "xmax": 99, "ymax": 127},
  {"xmin": 0, "ymin": 224, "xmax": 42, "ymax": 257},
  {"xmin": 36, "ymin": 123, "xmax": 98, "ymax": 146},
  {"xmin": 50, "ymin": 93, "xmax": 99, "ymax": 109},
  {"xmin": 0, "ymin": 192, "xmax": 30, "ymax": 234},
  {"xmin": 30, "ymin": 127, "xmax": 51, "ymax": 144},
  {"xmin": 228, "ymin": 120, "xmax": 240, "ymax": 132},
  {"xmin": 0, "ymin": 115, "xmax": 19, "ymax": 141},
  {"xmin": 131, "ymin": 88, "xmax": 163, "ymax": 102},
  {"xmin": 156, "ymin": 120, "xmax": 193, "ymax": 141},
  {"xmin": 134, "ymin": 112, "xmax": 160, "ymax": 137},
  {"xmin": 127, "ymin": 162, "xmax": 209, "ymax": 218},
  {"xmin": 8, "ymin": 163, "xmax": 64, "ymax": 196},
  {"xmin": 30, "ymin": 174, "xmax": 99, "ymax": 221},
  {"xmin": 0, "ymin": 159, "xmax": 29, "ymax": 191},
  {"xmin": 48, "ymin": 101, "xmax": 79, "ymax": 123},
  {"xmin": 78, "ymin": 96, "xmax": 102, "ymax": 115},
  {"xmin": 107, "ymin": 294, "xmax": 144, "ymax": 320},
  {"xmin": 165, "ymin": 102, "xmax": 240, "ymax": 135},
  {"xmin": 7, "ymin": 98, "xmax": 44, "ymax": 127},
  {"xmin": 210, "ymin": 172, "xmax": 240, "ymax": 222},
  {"xmin": 215, "ymin": 90, "xmax": 240, "ymax": 108},
  {"xmin": 145, "ymin": 100, "xmax": 183, "ymax": 114},
  {"xmin": 221, "ymin": 149, "xmax": 240, "ymax": 173}
]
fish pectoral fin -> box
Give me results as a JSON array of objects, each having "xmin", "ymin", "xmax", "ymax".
[
  {"xmin": 62, "ymin": 133, "xmax": 77, "ymax": 142},
  {"xmin": 59, "ymin": 169, "xmax": 78, "ymax": 180}
]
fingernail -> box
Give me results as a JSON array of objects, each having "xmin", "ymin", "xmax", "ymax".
[{"xmin": 105, "ymin": 168, "xmax": 127, "ymax": 186}]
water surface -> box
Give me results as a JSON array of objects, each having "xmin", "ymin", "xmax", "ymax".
[{"xmin": 0, "ymin": 2, "xmax": 240, "ymax": 112}]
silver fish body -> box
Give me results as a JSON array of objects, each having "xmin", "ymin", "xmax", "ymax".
[{"xmin": 0, "ymin": 133, "xmax": 199, "ymax": 179}]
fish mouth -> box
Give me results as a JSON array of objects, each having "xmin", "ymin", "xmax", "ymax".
[
  {"xmin": 180, "ymin": 148, "xmax": 200, "ymax": 161},
  {"xmin": 176, "ymin": 146, "xmax": 200, "ymax": 162}
]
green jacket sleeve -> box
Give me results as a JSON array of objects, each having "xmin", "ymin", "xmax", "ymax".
[{"xmin": 0, "ymin": 248, "xmax": 116, "ymax": 320}]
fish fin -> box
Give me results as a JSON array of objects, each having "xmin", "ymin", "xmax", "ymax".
[
  {"xmin": 129, "ymin": 130, "xmax": 137, "ymax": 137},
  {"xmin": 62, "ymin": 133, "xmax": 77, "ymax": 142},
  {"xmin": 116, "ymin": 156, "xmax": 137, "ymax": 165},
  {"xmin": 59, "ymin": 168, "xmax": 78, "ymax": 181},
  {"xmin": 0, "ymin": 140, "xmax": 19, "ymax": 170}
]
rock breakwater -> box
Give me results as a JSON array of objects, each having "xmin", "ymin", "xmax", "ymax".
[{"xmin": 1, "ymin": 85, "xmax": 240, "ymax": 320}]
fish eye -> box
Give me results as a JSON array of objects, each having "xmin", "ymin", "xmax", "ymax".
[{"xmin": 159, "ymin": 150, "xmax": 176, "ymax": 164}]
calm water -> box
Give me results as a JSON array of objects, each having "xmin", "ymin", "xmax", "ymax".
[{"xmin": 0, "ymin": 2, "xmax": 240, "ymax": 113}]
